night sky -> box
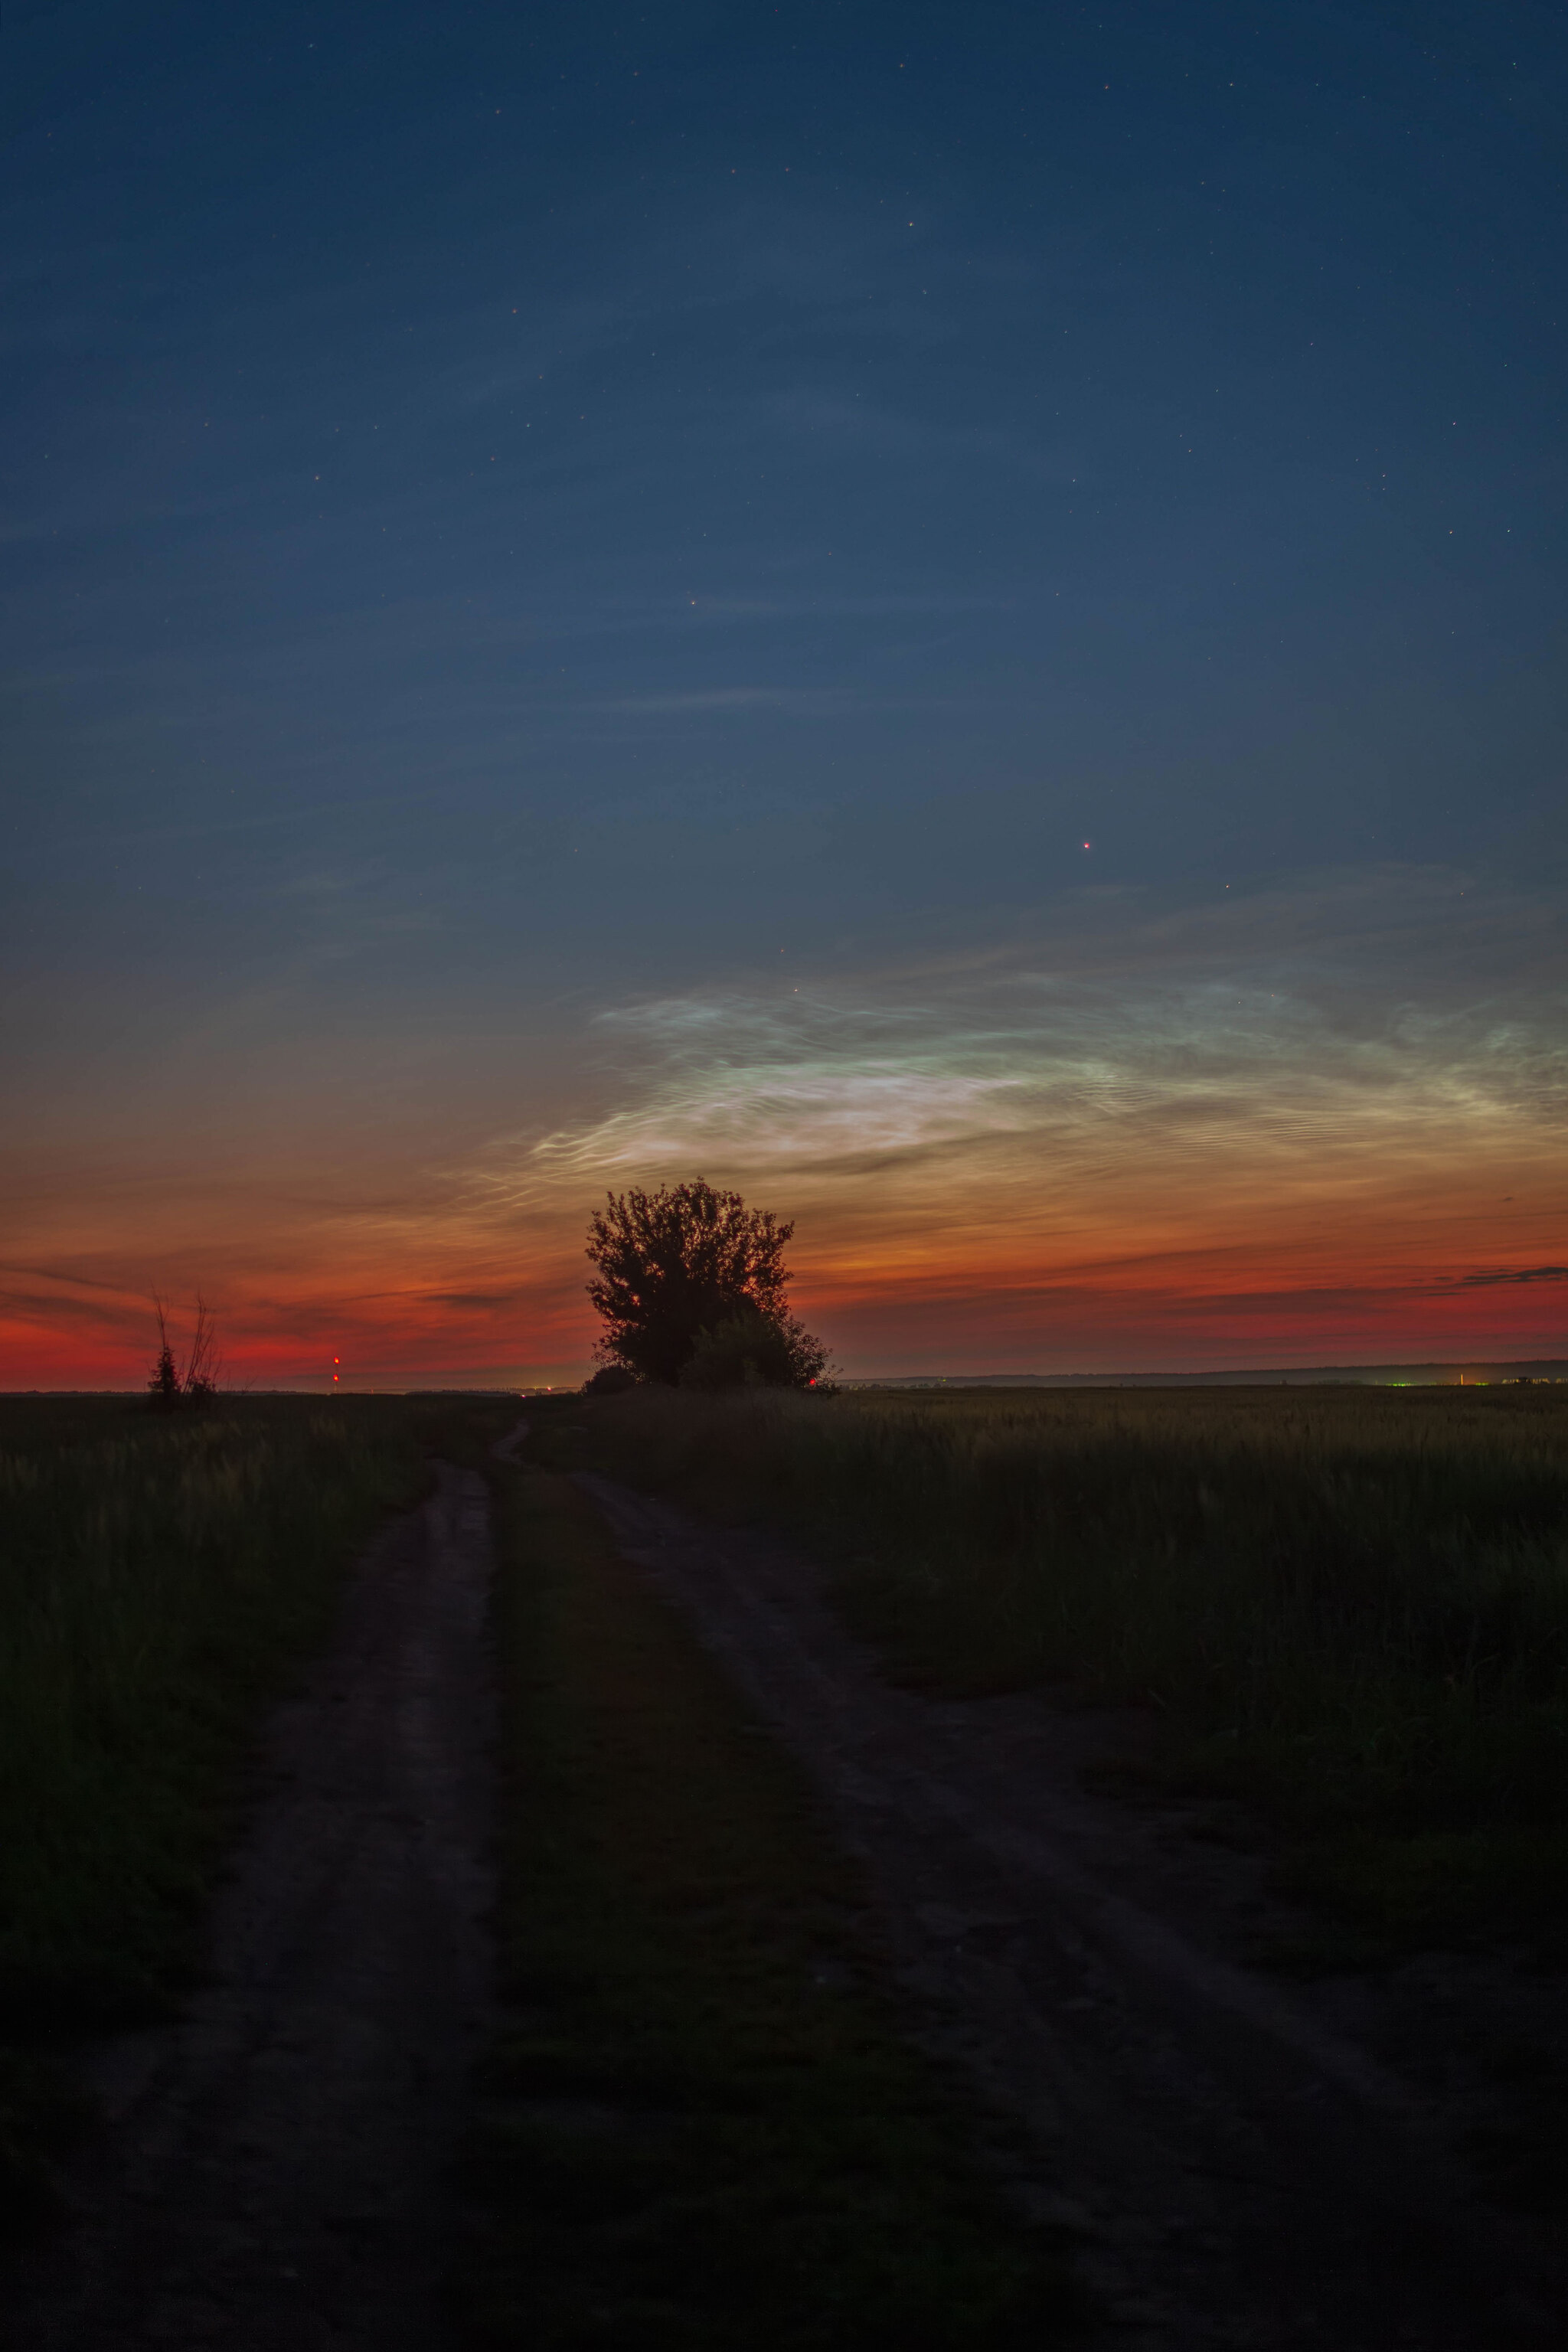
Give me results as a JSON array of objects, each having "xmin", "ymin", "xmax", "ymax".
[{"xmin": 5, "ymin": 1, "xmax": 1566, "ymax": 1385}]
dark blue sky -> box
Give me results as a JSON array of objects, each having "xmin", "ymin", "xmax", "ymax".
[{"xmin": 4, "ymin": 1, "xmax": 1566, "ymax": 1382}]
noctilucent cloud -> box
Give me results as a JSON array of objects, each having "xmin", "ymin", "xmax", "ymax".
[{"xmin": 4, "ymin": 1, "xmax": 1565, "ymax": 1386}]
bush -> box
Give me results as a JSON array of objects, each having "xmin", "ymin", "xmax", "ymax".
[
  {"xmin": 678, "ymin": 1308, "xmax": 828, "ymax": 1393},
  {"xmin": 583, "ymin": 1366, "xmax": 639, "ymax": 1398}
]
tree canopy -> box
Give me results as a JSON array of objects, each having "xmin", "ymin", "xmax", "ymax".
[{"xmin": 584, "ymin": 1179, "xmax": 823, "ymax": 1387}]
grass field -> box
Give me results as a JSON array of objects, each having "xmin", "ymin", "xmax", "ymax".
[
  {"xmin": 557, "ymin": 1381, "xmax": 1568, "ymax": 1946},
  {"xmin": 1, "ymin": 1392, "xmax": 1074, "ymax": 2331},
  {"xmin": 11, "ymin": 1371, "xmax": 1564, "ymax": 2314},
  {"xmin": 0, "ymin": 1393, "xmax": 426, "ymax": 2223},
  {"xmin": 467, "ymin": 1439, "xmax": 1072, "ymax": 2348}
]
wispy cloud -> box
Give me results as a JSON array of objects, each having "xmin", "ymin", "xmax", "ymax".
[
  {"xmin": 602, "ymin": 686, "xmax": 831, "ymax": 714},
  {"xmin": 758, "ymin": 387, "xmax": 1081, "ymax": 484},
  {"xmin": 1450, "ymin": 1264, "xmax": 1568, "ymax": 1289},
  {"xmin": 9, "ymin": 867, "xmax": 1566, "ymax": 1383},
  {"xmin": 468, "ymin": 872, "xmax": 1568, "ymax": 1312}
]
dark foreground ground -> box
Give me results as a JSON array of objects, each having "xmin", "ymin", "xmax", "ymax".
[
  {"xmin": 580, "ymin": 1470, "xmax": 1568, "ymax": 2350},
  {"xmin": 5, "ymin": 1461, "xmax": 496, "ymax": 2350},
  {"xmin": 5, "ymin": 1423, "xmax": 1566, "ymax": 2346}
]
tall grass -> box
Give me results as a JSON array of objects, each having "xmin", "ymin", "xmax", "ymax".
[
  {"xmin": 0, "ymin": 1397, "xmax": 423, "ymax": 2030},
  {"xmin": 572, "ymin": 1384, "xmax": 1568, "ymax": 1937}
]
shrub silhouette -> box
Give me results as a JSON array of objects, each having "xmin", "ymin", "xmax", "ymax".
[
  {"xmin": 146, "ymin": 1295, "xmax": 223, "ymax": 1410},
  {"xmin": 679, "ymin": 1305, "xmax": 828, "ymax": 1392}
]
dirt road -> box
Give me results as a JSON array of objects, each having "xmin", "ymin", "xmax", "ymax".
[
  {"xmin": 8, "ymin": 1461, "xmax": 498, "ymax": 2352},
  {"xmin": 581, "ymin": 1470, "xmax": 1567, "ymax": 2350},
  {"xmin": 9, "ymin": 1441, "xmax": 1565, "ymax": 2348}
]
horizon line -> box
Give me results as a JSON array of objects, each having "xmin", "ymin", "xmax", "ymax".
[{"xmin": 7, "ymin": 1354, "xmax": 1568, "ymax": 1400}]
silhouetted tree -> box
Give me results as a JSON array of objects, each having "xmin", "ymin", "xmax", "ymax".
[
  {"xmin": 147, "ymin": 1294, "xmax": 223, "ymax": 1410},
  {"xmin": 148, "ymin": 1305, "xmax": 181, "ymax": 1410},
  {"xmin": 585, "ymin": 1179, "xmax": 824, "ymax": 1387}
]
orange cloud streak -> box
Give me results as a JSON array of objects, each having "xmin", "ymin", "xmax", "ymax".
[{"xmin": 5, "ymin": 871, "xmax": 1563, "ymax": 1386}]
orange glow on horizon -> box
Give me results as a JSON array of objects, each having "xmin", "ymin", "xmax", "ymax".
[{"xmin": 4, "ymin": 880, "xmax": 1563, "ymax": 1389}]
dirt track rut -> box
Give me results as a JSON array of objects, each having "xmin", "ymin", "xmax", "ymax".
[
  {"xmin": 8, "ymin": 1461, "xmax": 496, "ymax": 2351},
  {"xmin": 581, "ymin": 1470, "xmax": 1566, "ymax": 2350},
  {"xmin": 9, "ymin": 1445, "xmax": 1566, "ymax": 2348}
]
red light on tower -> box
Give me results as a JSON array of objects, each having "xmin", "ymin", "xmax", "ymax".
[{"xmin": 333, "ymin": 1355, "xmax": 340, "ymax": 1387}]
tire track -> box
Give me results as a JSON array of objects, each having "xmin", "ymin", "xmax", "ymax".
[
  {"xmin": 7, "ymin": 1460, "xmax": 498, "ymax": 2351},
  {"xmin": 579, "ymin": 1470, "xmax": 1565, "ymax": 2349}
]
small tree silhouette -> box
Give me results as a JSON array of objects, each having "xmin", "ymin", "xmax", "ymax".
[
  {"xmin": 149, "ymin": 1302, "xmax": 181, "ymax": 1409},
  {"xmin": 148, "ymin": 1295, "xmax": 224, "ymax": 1410}
]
